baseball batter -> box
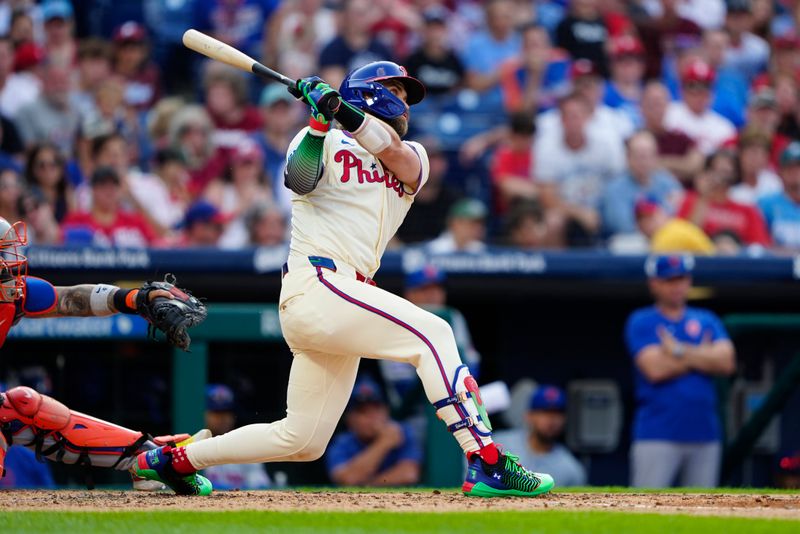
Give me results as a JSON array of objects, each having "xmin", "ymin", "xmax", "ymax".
[
  {"xmin": 134, "ymin": 61, "xmax": 554, "ymax": 498},
  {"xmin": 0, "ymin": 218, "xmax": 210, "ymax": 492}
]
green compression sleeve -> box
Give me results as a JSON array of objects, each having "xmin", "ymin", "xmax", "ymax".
[{"xmin": 284, "ymin": 130, "xmax": 326, "ymax": 195}]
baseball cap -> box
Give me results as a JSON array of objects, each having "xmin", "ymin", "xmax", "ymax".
[
  {"xmin": 232, "ymin": 139, "xmax": 264, "ymax": 163},
  {"xmin": 259, "ymin": 84, "xmax": 294, "ymax": 107},
  {"xmin": 570, "ymin": 59, "xmax": 601, "ymax": 80},
  {"xmin": 347, "ymin": 376, "xmax": 386, "ymax": 410},
  {"xmin": 42, "ymin": 0, "xmax": 74, "ymax": 21},
  {"xmin": 406, "ymin": 264, "xmax": 446, "ymax": 290},
  {"xmin": 773, "ymin": 33, "xmax": 800, "ymax": 50},
  {"xmin": 182, "ymin": 200, "xmax": 227, "ymax": 228},
  {"xmin": 529, "ymin": 385, "xmax": 566, "ymax": 411},
  {"xmin": 90, "ymin": 166, "xmax": 121, "ymax": 186},
  {"xmin": 644, "ymin": 254, "xmax": 695, "ymax": 279},
  {"xmin": 777, "ymin": 450, "xmax": 800, "ymax": 474},
  {"xmin": 448, "ymin": 198, "xmax": 488, "ymax": 220},
  {"xmin": 113, "ymin": 21, "xmax": 147, "ymax": 44},
  {"xmin": 14, "ymin": 42, "xmax": 45, "ymax": 71},
  {"xmin": 206, "ymin": 384, "xmax": 235, "ymax": 412},
  {"xmin": 681, "ymin": 59, "xmax": 715, "ymax": 85},
  {"xmin": 748, "ymin": 88, "xmax": 776, "ymax": 109},
  {"xmin": 610, "ymin": 36, "xmax": 644, "ymax": 59},
  {"xmin": 780, "ymin": 141, "xmax": 800, "ymax": 167},
  {"xmin": 422, "ymin": 6, "xmax": 448, "ymax": 25},
  {"xmin": 726, "ymin": 0, "xmax": 751, "ymax": 13}
]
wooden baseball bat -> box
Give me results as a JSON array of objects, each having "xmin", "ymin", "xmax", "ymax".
[{"xmin": 182, "ymin": 29, "xmax": 295, "ymax": 87}]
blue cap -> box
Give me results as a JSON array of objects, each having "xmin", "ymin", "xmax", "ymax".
[
  {"xmin": 42, "ymin": 0, "xmax": 74, "ymax": 21},
  {"xmin": 206, "ymin": 384, "xmax": 235, "ymax": 411},
  {"xmin": 644, "ymin": 254, "xmax": 695, "ymax": 279},
  {"xmin": 347, "ymin": 376, "xmax": 385, "ymax": 410},
  {"xmin": 405, "ymin": 265, "xmax": 445, "ymax": 290},
  {"xmin": 181, "ymin": 200, "xmax": 226, "ymax": 229},
  {"xmin": 529, "ymin": 385, "xmax": 566, "ymax": 411}
]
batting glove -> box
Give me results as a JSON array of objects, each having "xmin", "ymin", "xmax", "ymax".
[{"xmin": 290, "ymin": 76, "xmax": 340, "ymax": 124}]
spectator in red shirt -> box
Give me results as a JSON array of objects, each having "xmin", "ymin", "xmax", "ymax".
[
  {"xmin": 677, "ymin": 150, "xmax": 771, "ymax": 248},
  {"xmin": 635, "ymin": 0, "xmax": 702, "ymax": 79},
  {"xmin": 203, "ymin": 63, "xmax": 263, "ymax": 152},
  {"xmin": 111, "ymin": 22, "xmax": 162, "ymax": 112},
  {"xmin": 491, "ymin": 111, "xmax": 536, "ymax": 216},
  {"xmin": 641, "ymin": 81, "xmax": 703, "ymax": 186},
  {"xmin": 62, "ymin": 167, "xmax": 156, "ymax": 248}
]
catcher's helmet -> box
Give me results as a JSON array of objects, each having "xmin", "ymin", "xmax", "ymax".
[
  {"xmin": 339, "ymin": 61, "xmax": 425, "ymax": 121},
  {"xmin": 0, "ymin": 217, "xmax": 27, "ymax": 303}
]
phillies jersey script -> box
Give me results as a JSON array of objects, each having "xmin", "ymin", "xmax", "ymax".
[{"xmin": 286, "ymin": 127, "xmax": 430, "ymax": 277}]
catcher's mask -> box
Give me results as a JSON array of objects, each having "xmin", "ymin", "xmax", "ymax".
[{"xmin": 0, "ymin": 218, "xmax": 27, "ymax": 303}]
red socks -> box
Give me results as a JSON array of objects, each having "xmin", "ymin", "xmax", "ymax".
[
  {"xmin": 169, "ymin": 446, "xmax": 196, "ymax": 475},
  {"xmin": 471, "ymin": 443, "xmax": 499, "ymax": 465}
]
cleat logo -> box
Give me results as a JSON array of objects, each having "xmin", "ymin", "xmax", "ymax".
[
  {"xmin": 469, "ymin": 469, "xmax": 477, "ymax": 479},
  {"xmin": 493, "ymin": 473, "xmax": 502, "ymax": 480}
]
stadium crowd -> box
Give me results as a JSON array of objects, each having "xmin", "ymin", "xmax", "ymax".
[{"xmin": 0, "ymin": 0, "xmax": 799, "ymax": 254}]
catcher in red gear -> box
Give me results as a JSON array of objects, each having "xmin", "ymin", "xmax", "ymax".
[{"xmin": 0, "ymin": 218, "xmax": 208, "ymax": 488}]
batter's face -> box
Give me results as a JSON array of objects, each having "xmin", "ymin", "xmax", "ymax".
[{"xmin": 379, "ymin": 80, "xmax": 409, "ymax": 138}]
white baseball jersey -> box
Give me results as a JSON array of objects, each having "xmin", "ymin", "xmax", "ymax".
[{"xmin": 285, "ymin": 127, "xmax": 430, "ymax": 277}]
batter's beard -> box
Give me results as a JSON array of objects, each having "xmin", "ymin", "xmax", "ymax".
[{"xmin": 384, "ymin": 115, "xmax": 409, "ymax": 138}]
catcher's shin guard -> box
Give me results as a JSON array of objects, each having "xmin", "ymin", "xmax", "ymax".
[
  {"xmin": 0, "ymin": 386, "xmax": 160, "ymax": 474},
  {"xmin": 433, "ymin": 365, "xmax": 493, "ymax": 453}
]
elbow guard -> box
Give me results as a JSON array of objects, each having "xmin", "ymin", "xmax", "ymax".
[
  {"xmin": 353, "ymin": 116, "xmax": 392, "ymax": 155},
  {"xmin": 284, "ymin": 130, "xmax": 326, "ymax": 195}
]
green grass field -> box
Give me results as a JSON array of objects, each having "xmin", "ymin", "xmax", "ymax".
[
  {"xmin": 2, "ymin": 487, "xmax": 798, "ymax": 534},
  {"xmin": 2, "ymin": 509, "xmax": 799, "ymax": 534}
]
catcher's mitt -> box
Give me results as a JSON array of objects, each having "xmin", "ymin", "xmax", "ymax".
[{"xmin": 136, "ymin": 274, "xmax": 207, "ymax": 351}]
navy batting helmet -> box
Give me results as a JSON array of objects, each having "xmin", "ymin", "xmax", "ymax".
[{"xmin": 339, "ymin": 61, "xmax": 425, "ymax": 121}]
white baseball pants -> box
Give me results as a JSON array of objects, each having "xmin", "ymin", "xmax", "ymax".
[{"xmin": 185, "ymin": 256, "xmax": 491, "ymax": 469}]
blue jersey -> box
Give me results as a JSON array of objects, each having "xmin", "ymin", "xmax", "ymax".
[
  {"xmin": 0, "ymin": 447, "xmax": 55, "ymax": 489},
  {"xmin": 624, "ymin": 305, "xmax": 729, "ymax": 442},
  {"xmin": 758, "ymin": 192, "xmax": 800, "ymax": 249},
  {"xmin": 325, "ymin": 423, "xmax": 422, "ymax": 482}
]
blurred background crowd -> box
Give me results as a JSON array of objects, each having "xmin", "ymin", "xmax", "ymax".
[{"xmin": 0, "ymin": 0, "xmax": 799, "ymax": 254}]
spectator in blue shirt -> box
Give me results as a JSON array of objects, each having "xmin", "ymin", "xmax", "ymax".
[
  {"xmin": 461, "ymin": 0, "xmax": 521, "ymax": 115},
  {"xmin": 326, "ymin": 376, "xmax": 422, "ymax": 487},
  {"xmin": 603, "ymin": 36, "xmax": 647, "ymax": 129},
  {"xmin": 625, "ymin": 255, "xmax": 736, "ymax": 488},
  {"xmin": 758, "ymin": 141, "xmax": 800, "ymax": 251},
  {"xmin": 602, "ymin": 131, "xmax": 683, "ymax": 236}
]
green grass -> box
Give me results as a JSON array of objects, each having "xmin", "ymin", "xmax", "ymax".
[{"xmin": 2, "ymin": 510, "xmax": 799, "ymax": 534}]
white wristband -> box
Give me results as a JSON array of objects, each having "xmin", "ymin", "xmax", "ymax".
[
  {"xmin": 89, "ymin": 284, "xmax": 116, "ymax": 316},
  {"xmin": 353, "ymin": 116, "xmax": 392, "ymax": 154}
]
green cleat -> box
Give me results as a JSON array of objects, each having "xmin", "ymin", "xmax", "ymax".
[
  {"xmin": 131, "ymin": 446, "xmax": 213, "ymax": 496},
  {"xmin": 462, "ymin": 451, "xmax": 555, "ymax": 498}
]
